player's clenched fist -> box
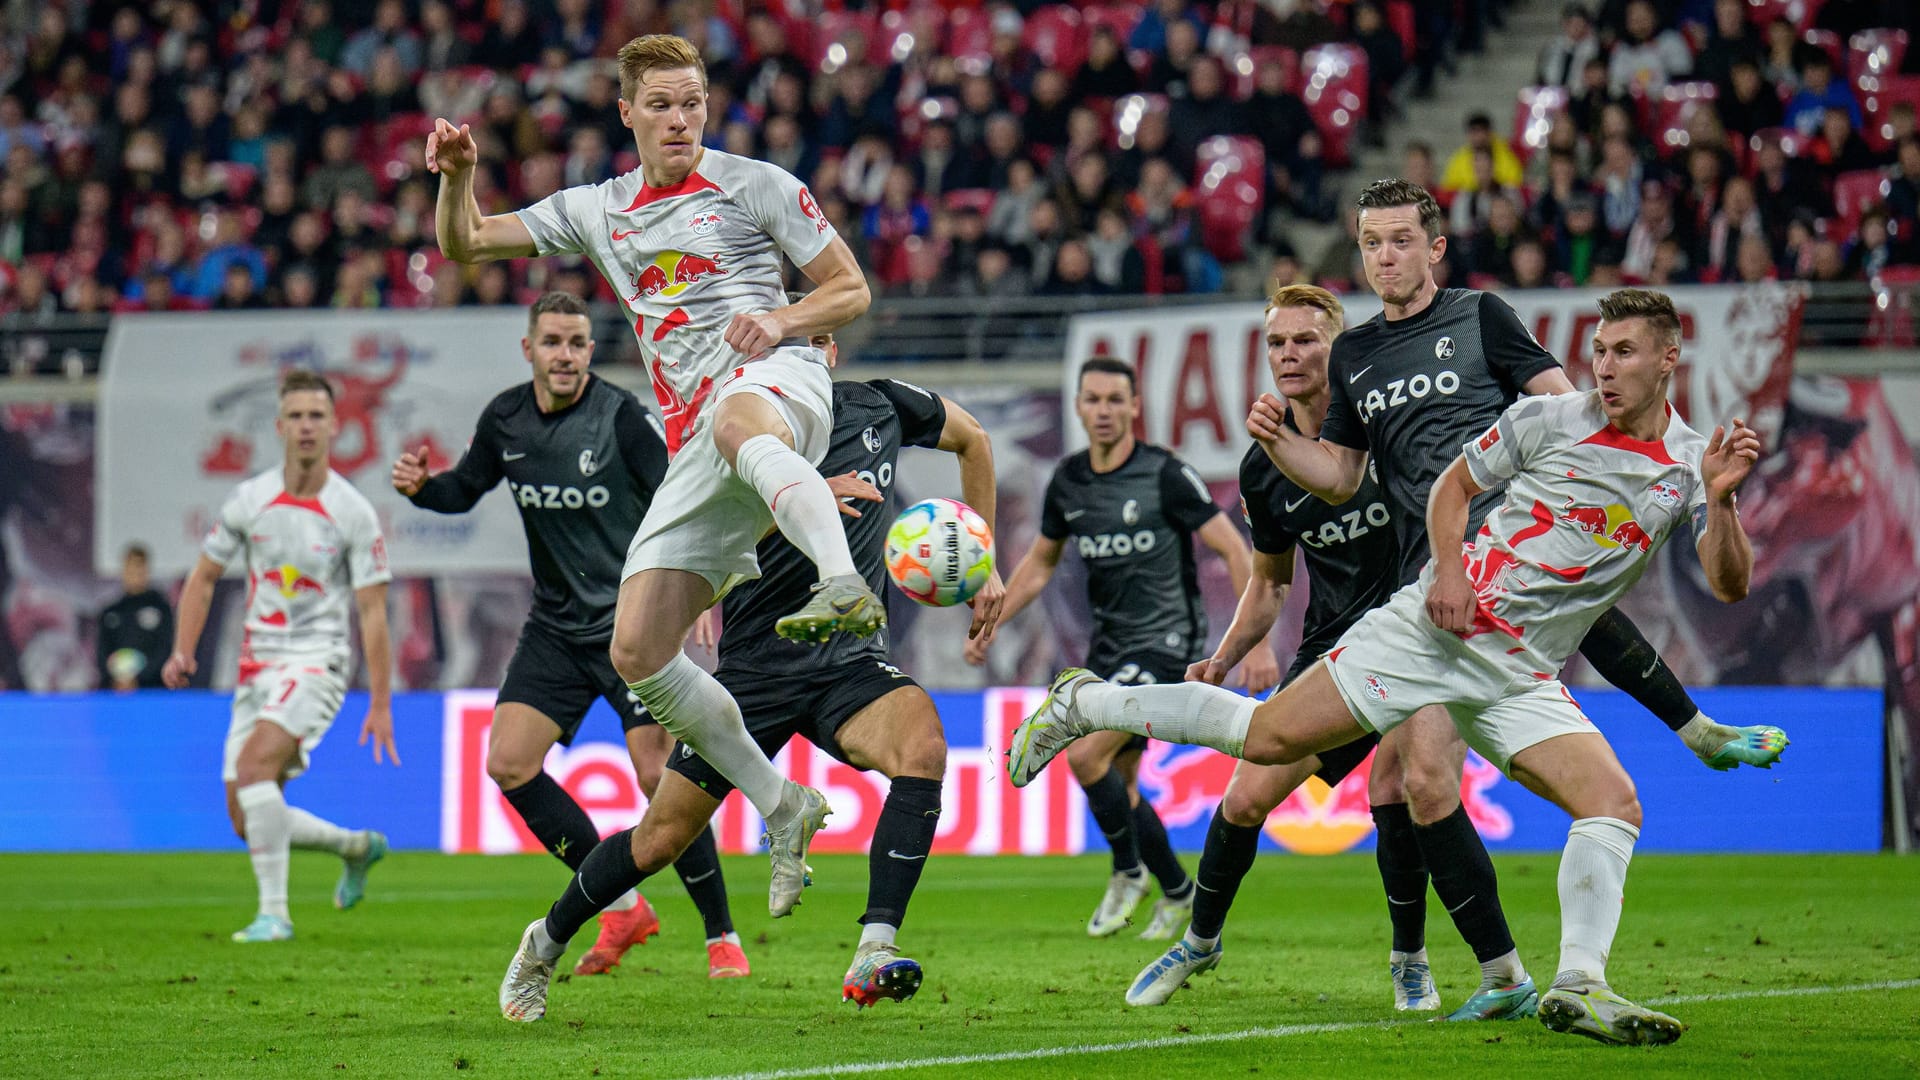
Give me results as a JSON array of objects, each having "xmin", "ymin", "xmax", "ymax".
[
  {"xmin": 425, "ymin": 118, "xmax": 477, "ymax": 177},
  {"xmin": 723, "ymin": 311, "xmax": 784, "ymax": 358},
  {"xmin": 391, "ymin": 444, "xmax": 432, "ymax": 497},
  {"xmin": 1246, "ymin": 392, "xmax": 1288, "ymax": 443},
  {"xmin": 161, "ymin": 651, "xmax": 196, "ymax": 689},
  {"xmin": 1425, "ymin": 564, "xmax": 1477, "ymax": 635}
]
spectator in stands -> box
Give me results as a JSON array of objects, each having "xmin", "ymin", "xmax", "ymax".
[
  {"xmin": 97, "ymin": 544, "xmax": 172, "ymax": 692},
  {"xmin": 975, "ymin": 113, "xmax": 1025, "ymax": 190},
  {"xmin": 1754, "ymin": 134, "xmax": 1830, "ymax": 237},
  {"xmin": 988, "ymin": 9, "xmax": 1037, "ymax": 98},
  {"xmin": 191, "ymin": 210, "xmax": 267, "ymax": 303},
  {"xmin": 299, "ymin": 0, "xmax": 347, "ymax": 67},
  {"xmin": 1350, "ymin": 1, "xmax": 1406, "ymax": 130},
  {"xmin": 1703, "ymin": 174, "xmax": 1766, "ymax": 281},
  {"xmin": 1812, "ymin": 0, "xmax": 1898, "ymax": 44},
  {"xmin": 1623, "ymin": 180, "xmax": 1684, "ymax": 279},
  {"xmin": 473, "ymin": 0, "xmax": 543, "ymax": 72},
  {"xmin": 1402, "ymin": 141, "xmax": 1439, "ymax": 195},
  {"xmin": 1450, "ymin": 148, "xmax": 1522, "ymax": 235},
  {"xmin": 1889, "ymin": 137, "xmax": 1920, "ymax": 232},
  {"xmin": 1555, "ymin": 193, "xmax": 1619, "ymax": 284},
  {"xmin": 1594, "ymin": 132, "xmax": 1646, "ymax": 235},
  {"xmin": 1129, "ymin": 157, "xmax": 1197, "ymax": 253},
  {"xmin": 760, "ymin": 115, "xmax": 815, "ymax": 188},
  {"xmin": 866, "ymin": 165, "xmax": 932, "ymax": 286},
  {"xmin": 1024, "ymin": 68, "xmax": 1076, "ymax": 151},
  {"xmin": 1246, "ymin": 52, "xmax": 1315, "ymax": 173},
  {"xmin": 1538, "ymin": 3, "xmax": 1601, "ymax": 90},
  {"xmin": 216, "ymin": 262, "xmax": 268, "ymax": 310},
  {"xmin": 1023, "ymin": 198, "xmax": 1067, "ymax": 288},
  {"xmin": 1568, "ymin": 56, "xmax": 1626, "ymax": 139},
  {"xmin": 418, "ymin": 0, "xmax": 472, "ymax": 72},
  {"xmin": 1608, "ymin": 0, "xmax": 1692, "ymax": 94},
  {"xmin": 1440, "ymin": 112, "xmax": 1524, "ymax": 196},
  {"xmin": 1847, "ymin": 208, "xmax": 1897, "ymax": 279},
  {"xmin": 960, "ymin": 244, "xmax": 1030, "ymax": 301},
  {"xmin": 1678, "ymin": 145, "xmax": 1726, "ymax": 240},
  {"xmin": 1088, "ymin": 207, "xmax": 1148, "ymax": 293},
  {"xmin": 1143, "ymin": 18, "xmax": 1204, "ymax": 97},
  {"xmin": 1803, "ymin": 237, "xmax": 1852, "ymax": 283},
  {"xmin": 1465, "ymin": 193, "xmax": 1532, "ymax": 278},
  {"xmin": 1811, "ymin": 106, "xmax": 1882, "ymax": 172},
  {"xmin": 943, "ymin": 206, "xmax": 990, "ymax": 281},
  {"xmin": 1054, "ymin": 107, "xmax": 1109, "ymax": 187},
  {"xmin": 1060, "ymin": 154, "xmax": 1124, "ymax": 235},
  {"xmin": 549, "ymin": 0, "xmax": 603, "ymax": 61},
  {"xmin": 1509, "ymin": 237, "xmax": 1553, "ymax": 288},
  {"xmin": 1760, "ymin": 18, "xmax": 1819, "ymax": 94},
  {"xmin": 342, "ymin": 0, "xmax": 423, "ymax": 79},
  {"xmin": 841, "ymin": 131, "xmax": 896, "ymax": 206},
  {"xmin": 954, "ymin": 74, "xmax": 1001, "ymax": 158},
  {"xmin": 1131, "ymin": 0, "xmax": 1206, "ymax": 57},
  {"xmin": 301, "ymin": 125, "xmax": 377, "ymax": 211},
  {"xmin": 1074, "ymin": 26, "xmax": 1140, "ymax": 100},
  {"xmin": 1717, "ymin": 59, "xmax": 1785, "ymax": 137},
  {"xmin": 913, "ymin": 120, "xmax": 969, "ymax": 200},
  {"xmin": 1786, "ymin": 54, "xmax": 1864, "ymax": 136},
  {"xmin": 1695, "ymin": 0, "xmax": 1764, "ymax": 91},
  {"xmin": 1529, "ymin": 148, "xmax": 1585, "ymax": 238},
  {"xmin": 1268, "ymin": 242, "xmax": 1308, "ymax": 289},
  {"xmin": 1170, "ymin": 58, "xmax": 1244, "ymax": 169},
  {"xmin": 1041, "ymin": 238, "xmax": 1107, "ymax": 296}
]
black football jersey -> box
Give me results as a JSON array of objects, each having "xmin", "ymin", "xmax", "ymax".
[
  {"xmin": 716, "ymin": 378, "xmax": 947, "ymax": 673},
  {"xmin": 1320, "ymin": 288, "xmax": 1560, "ymax": 582},
  {"xmin": 1040, "ymin": 443, "xmax": 1222, "ymax": 670}
]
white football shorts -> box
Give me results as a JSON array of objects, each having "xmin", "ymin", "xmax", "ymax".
[{"xmin": 223, "ymin": 654, "xmax": 350, "ymax": 782}]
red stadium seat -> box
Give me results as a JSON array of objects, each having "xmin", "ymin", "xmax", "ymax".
[
  {"xmin": 1300, "ymin": 44, "xmax": 1368, "ymax": 168},
  {"xmin": 1385, "ymin": 0, "xmax": 1416, "ymax": 61},
  {"xmin": 1744, "ymin": 0, "xmax": 1822, "ymax": 32},
  {"xmin": 1860, "ymin": 75, "xmax": 1920, "ymax": 151},
  {"xmin": 1802, "ymin": 28, "xmax": 1844, "ymax": 70},
  {"xmin": 1229, "ymin": 45, "xmax": 1300, "ymax": 99},
  {"xmin": 1831, "ymin": 169, "xmax": 1891, "ymax": 239},
  {"xmin": 1750, "ymin": 125, "xmax": 1806, "ymax": 158},
  {"xmin": 1848, "ymin": 28, "xmax": 1909, "ymax": 85},
  {"xmin": 946, "ymin": 5, "xmax": 993, "ymax": 68},
  {"xmin": 874, "ymin": 6, "xmax": 942, "ymax": 66},
  {"xmin": 1082, "ymin": 3, "xmax": 1145, "ymax": 45},
  {"xmin": 811, "ymin": 9, "xmax": 879, "ymax": 71},
  {"xmin": 1023, "ymin": 5, "xmax": 1088, "ymax": 75},
  {"xmin": 1513, "ymin": 85, "xmax": 1570, "ymax": 163},
  {"xmin": 942, "ymin": 188, "xmax": 996, "ymax": 215},
  {"xmin": 1194, "ymin": 135, "xmax": 1264, "ymax": 264},
  {"xmin": 1654, "ymin": 81, "xmax": 1719, "ymax": 158}
]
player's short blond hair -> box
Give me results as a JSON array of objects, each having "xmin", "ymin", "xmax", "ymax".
[
  {"xmin": 1597, "ymin": 287, "xmax": 1681, "ymax": 349},
  {"xmin": 279, "ymin": 368, "xmax": 336, "ymax": 403},
  {"xmin": 1266, "ymin": 284, "xmax": 1345, "ymax": 337},
  {"xmin": 616, "ymin": 35, "xmax": 707, "ymax": 101}
]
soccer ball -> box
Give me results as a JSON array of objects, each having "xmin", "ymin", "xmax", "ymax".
[{"xmin": 885, "ymin": 498, "xmax": 995, "ymax": 607}]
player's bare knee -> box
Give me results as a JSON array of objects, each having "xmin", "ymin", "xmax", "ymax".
[
  {"xmin": 485, "ymin": 747, "xmax": 540, "ymax": 791},
  {"xmin": 633, "ymin": 758, "xmax": 665, "ymax": 799},
  {"xmin": 609, "ymin": 630, "xmax": 670, "ymax": 686},
  {"xmin": 1220, "ymin": 786, "xmax": 1272, "ymax": 828},
  {"xmin": 233, "ymin": 752, "xmax": 280, "ymax": 788},
  {"xmin": 1404, "ymin": 764, "xmax": 1461, "ymax": 824},
  {"xmin": 895, "ymin": 730, "xmax": 946, "ymax": 781}
]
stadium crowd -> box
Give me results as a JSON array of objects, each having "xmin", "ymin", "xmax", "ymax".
[{"xmin": 0, "ymin": 0, "xmax": 1917, "ymax": 325}]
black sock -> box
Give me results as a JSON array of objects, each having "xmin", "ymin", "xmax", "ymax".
[
  {"xmin": 862, "ymin": 775, "xmax": 942, "ymax": 928},
  {"xmin": 544, "ymin": 826, "xmax": 649, "ymax": 945},
  {"xmin": 1579, "ymin": 606, "xmax": 1696, "ymax": 731},
  {"xmin": 1131, "ymin": 797, "xmax": 1192, "ymax": 897},
  {"xmin": 671, "ymin": 826, "xmax": 733, "ymax": 940},
  {"xmin": 502, "ymin": 772, "xmax": 601, "ymax": 872},
  {"xmin": 1411, "ymin": 804, "xmax": 1515, "ymax": 963},
  {"xmin": 1189, "ymin": 805, "xmax": 1260, "ymax": 941},
  {"xmin": 1372, "ymin": 803, "xmax": 1429, "ymax": 954},
  {"xmin": 1083, "ymin": 769, "xmax": 1141, "ymax": 874}
]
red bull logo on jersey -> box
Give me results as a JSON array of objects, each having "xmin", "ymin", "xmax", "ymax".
[
  {"xmin": 1561, "ymin": 501, "xmax": 1654, "ymax": 552},
  {"xmin": 263, "ymin": 563, "xmax": 325, "ymax": 598},
  {"xmin": 628, "ymin": 252, "xmax": 728, "ymax": 301}
]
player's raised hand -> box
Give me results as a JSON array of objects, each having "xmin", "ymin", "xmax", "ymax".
[
  {"xmin": 1702, "ymin": 418, "xmax": 1761, "ymax": 503},
  {"xmin": 1425, "ymin": 564, "xmax": 1477, "ymax": 635},
  {"xmin": 424, "ymin": 118, "xmax": 477, "ymax": 177},
  {"xmin": 1185, "ymin": 656, "xmax": 1231, "ymax": 685},
  {"xmin": 690, "ymin": 608, "xmax": 720, "ymax": 651},
  {"xmin": 723, "ymin": 311, "xmax": 784, "ymax": 358},
  {"xmin": 161, "ymin": 651, "xmax": 196, "ymax": 689},
  {"xmin": 1229, "ymin": 644, "xmax": 1281, "ymax": 694},
  {"xmin": 360, "ymin": 703, "xmax": 401, "ymax": 766},
  {"xmin": 1247, "ymin": 393, "xmax": 1288, "ymax": 443},
  {"xmin": 963, "ymin": 628, "xmax": 991, "ymax": 666},
  {"xmin": 391, "ymin": 444, "xmax": 432, "ymax": 496},
  {"xmin": 824, "ymin": 470, "xmax": 883, "ymax": 517},
  {"xmin": 966, "ymin": 568, "xmax": 1006, "ymax": 641}
]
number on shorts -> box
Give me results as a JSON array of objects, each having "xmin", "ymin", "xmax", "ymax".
[
  {"xmin": 275, "ymin": 679, "xmax": 298, "ymax": 705},
  {"xmin": 1111, "ymin": 663, "xmax": 1156, "ymax": 686}
]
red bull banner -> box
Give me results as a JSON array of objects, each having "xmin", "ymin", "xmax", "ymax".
[
  {"xmin": 95, "ymin": 309, "xmax": 536, "ymax": 577},
  {"xmin": 1061, "ymin": 284, "xmax": 1807, "ymax": 483},
  {"xmin": 433, "ymin": 685, "xmax": 1879, "ymax": 856}
]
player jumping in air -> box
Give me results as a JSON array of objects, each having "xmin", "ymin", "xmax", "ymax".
[
  {"xmin": 428, "ymin": 34, "xmax": 876, "ymax": 921},
  {"xmin": 497, "ymin": 333, "xmax": 1004, "ymax": 1021},
  {"xmin": 969, "ymin": 357, "xmax": 1264, "ymax": 941},
  {"xmin": 390, "ymin": 292, "xmax": 745, "ymax": 979},
  {"xmin": 1013, "ymin": 288, "xmax": 1761, "ymax": 1045},
  {"xmin": 163, "ymin": 370, "xmax": 397, "ymax": 943}
]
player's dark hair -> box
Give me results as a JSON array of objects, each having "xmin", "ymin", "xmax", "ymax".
[
  {"xmin": 1597, "ymin": 287, "xmax": 1682, "ymax": 349},
  {"xmin": 123, "ymin": 543, "xmax": 149, "ymax": 563},
  {"xmin": 1077, "ymin": 356, "xmax": 1137, "ymax": 395},
  {"xmin": 279, "ymin": 368, "xmax": 336, "ymax": 402},
  {"xmin": 1353, "ymin": 178, "xmax": 1445, "ymax": 242},
  {"xmin": 527, "ymin": 291, "xmax": 591, "ymax": 334}
]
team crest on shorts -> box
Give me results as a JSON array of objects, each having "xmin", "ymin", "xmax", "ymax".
[
  {"xmin": 1435, "ymin": 336, "xmax": 1455, "ymax": 360},
  {"xmin": 1648, "ymin": 479, "xmax": 1683, "ymax": 509},
  {"xmin": 689, "ymin": 211, "xmax": 723, "ymax": 235},
  {"xmin": 1364, "ymin": 674, "xmax": 1390, "ymax": 701},
  {"xmin": 862, "ymin": 426, "xmax": 882, "ymax": 453}
]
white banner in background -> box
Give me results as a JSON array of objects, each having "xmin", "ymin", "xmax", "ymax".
[
  {"xmin": 97, "ymin": 309, "xmax": 539, "ymax": 576},
  {"xmin": 1063, "ymin": 284, "xmax": 1807, "ymax": 481}
]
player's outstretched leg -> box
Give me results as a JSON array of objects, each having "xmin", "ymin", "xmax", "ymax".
[
  {"xmin": 1579, "ymin": 608, "xmax": 1789, "ymax": 771},
  {"xmin": 277, "ymin": 801, "xmax": 385, "ymax": 911},
  {"xmin": 1008, "ymin": 669, "xmax": 1105, "ymax": 785}
]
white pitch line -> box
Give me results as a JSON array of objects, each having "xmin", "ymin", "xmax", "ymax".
[{"xmin": 682, "ymin": 979, "xmax": 1920, "ymax": 1080}]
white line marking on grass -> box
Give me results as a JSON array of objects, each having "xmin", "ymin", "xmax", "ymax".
[{"xmin": 682, "ymin": 979, "xmax": 1920, "ymax": 1080}]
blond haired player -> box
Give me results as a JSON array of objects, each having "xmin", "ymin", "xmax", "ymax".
[
  {"xmin": 1012, "ymin": 289, "xmax": 1762, "ymax": 1045},
  {"xmin": 427, "ymin": 35, "xmax": 876, "ymax": 932},
  {"xmin": 163, "ymin": 370, "xmax": 396, "ymax": 943}
]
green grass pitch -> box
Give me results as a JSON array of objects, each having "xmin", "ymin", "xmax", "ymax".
[{"xmin": 4, "ymin": 851, "xmax": 1917, "ymax": 1078}]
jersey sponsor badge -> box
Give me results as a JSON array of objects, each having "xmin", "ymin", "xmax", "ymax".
[
  {"xmin": 1477, "ymin": 424, "xmax": 1501, "ymax": 452},
  {"xmin": 797, "ymin": 186, "xmax": 828, "ymax": 233},
  {"xmin": 1435, "ymin": 336, "xmax": 1456, "ymax": 360},
  {"xmin": 688, "ymin": 210, "xmax": 723, "ymax": 235},
  {"xmin": 1648, "ymin": 479, "xmax": 1683, "ymax": 509}
]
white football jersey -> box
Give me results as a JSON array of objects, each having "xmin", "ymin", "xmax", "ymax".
[
  {"xmin": 1431, "ymin": 389, "xmax": 1711, "ymax": 674},
  {"xmin": 203, "ymin": 468, "xmax": 391, "ymax": 674},
  {"xmin": 516, "ymin": 148, "xmax": 838, "ymax": 453}
]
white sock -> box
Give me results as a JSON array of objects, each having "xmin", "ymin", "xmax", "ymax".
[
  {"xmin": 1390, "ymin": 946, "xmax": 1429, "ymax": 965},
  {"xmin": 1478, "ymin": 948, "xmax": 1527, "ymax": 990},
  {"xmin": 733, "ymin": 433, "xmax": 858, "ymax": 581},
  {"xmin": 1184, "ymin": 928, "xmax": 1220, "ymax": 954},
  {"xmin": 706, "ymin": 930, "xmax": 743, "ymax": 947},
  {"xmin": 531, "ymin": 918, "xmax": 565, "ymax": 962},
  {"xmin": 605, "ymin": 889, "xmax": 639, "ymax": 912},
  {"xmin": 1557, "ymin": 816, "xmax": 1639, "ymax": 985},
  {"xmin": 1677, "ymin": 712, "xmax": 1736, "ymax": 759},
  {"xmin": 284, "ymin": 807, "xmax": 360, "ymax": 857},
  {"xmin": 1076, "ymin": 680, "xmax": 1254, "ymax": 758},
  {"xmin": 236, "ymin": 781, "xmax": 291, "ymax": 921},
  {"xmin": 858, "ymin": 922, "xmax": 898, "ymax": 948},
  {"xmin": 629, "ymin": 652, "xmax": 786, "ymax": 816}
]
